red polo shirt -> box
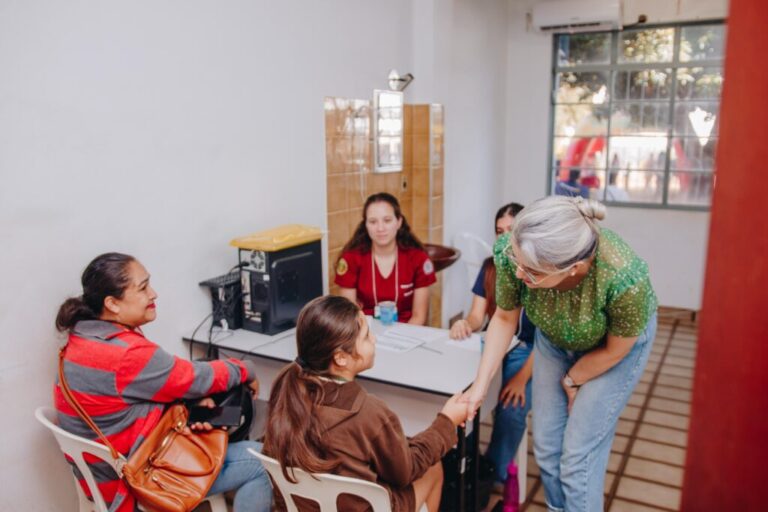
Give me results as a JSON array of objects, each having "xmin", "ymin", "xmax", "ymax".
[{"xmin": 335, "ymin": 246, "xmax": 437, "ymax": 322}]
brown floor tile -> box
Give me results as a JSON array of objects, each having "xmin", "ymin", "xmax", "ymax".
[
  {"xmin": 628, "ymin": 393, "xmax": 646, "ymax": 407},
  {"xmin": 669, "ymin": 340, "xmax": 697, "ymax": 351},
  {"xmin": 655, "ymin": 375, "xmax": 693, "ymax": 390},
  {"xmin": 666, "ymin": 347, "xmax": 696, "ymax": 359},
  {"xmin": 605, "ymin": 471, "xmax": 616, "ymax": 494},
  {"xmin": 615, "ymin": 477, "xmax": 682, "ymax": 509},
  {"xmin": 648, "ymin": 397, "xmax": 691, "ymax": 416},
  {"xmin": 647, "ymin": 353, "xmax": 662, "ymax": 363},
  {"xmin": 607, "ymin": 452, "xmax": 623, "ymax": 472},
  {"xmin": 631, "ymin": 439, "xmax": 686, "ymax": 465},
  {"xmin": 652, "ymin": 385, "xmax": 692, "ymax": 402},
  {"xmin": 639, "ymin": 371, "xmax": 655, "ymax": 384},
  {"xmin": 527, "ymin": 454, "xmax": 539, "ymax": 476},
  {"xmin": 620, "ymin": 405, "xmax": 642, "ymax": 421},
  {"xmin": 659, "ymin": 365, "xmax": 693, "ymax": 379},
  {"xmin": 634, "ymin": 381, "xmax": 651, "ymax": 394},
  {"xmin": 610, "ymin": 498, "xmax": 671, "ymax": 511},
  {"xmin": 650, "ymin": 345, "xmax": 665, "ymax": 356},
  {"xmin": 612, "ymin": 434, "xmax": 630, "ymax": 453},
  {"xmin": 643, "ymin": 410, "xmax": 690, "ymax": 430},
  {"xmin": 637, "ymin": 423, "xmax": 688, "ymax": 447},
  {"xmin": 624, "ymin": 457, "xmax": 685, "ymax": 487},
  {"xmin": 663, "ymin": 356, "xmax": 695, "ymax": 369},
  {"xmin": 616, "ymin": 419, "xmax": 636, "ymax": 436}
]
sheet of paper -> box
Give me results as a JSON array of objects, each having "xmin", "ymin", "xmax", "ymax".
[
  {"xmin": 445, "ymin": 333, "xmax": 483, "ymax": 353},
  {"xmin": 385, "ymin": 322, "xmax": 445, "ymax": 343},
  {"xmin": 375, "ymin": 332, "xmax": 424, "ymax": 353}
]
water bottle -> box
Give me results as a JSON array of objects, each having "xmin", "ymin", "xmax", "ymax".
[{"xmin": 502, "ymin": 460, "xmax": 520, "ymax": 512}]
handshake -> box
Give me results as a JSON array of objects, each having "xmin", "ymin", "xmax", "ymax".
[{"xmin": 440, "ymin": 386, "xmax": 485, "ymax": 427}]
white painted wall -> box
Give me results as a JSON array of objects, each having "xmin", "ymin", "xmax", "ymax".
[
  {"xmin": 0, "ymin": 0, "xmax": 510, "ymax": 509},
  {"xmin": 501, "ymin": 0, "xmax": 728, "ymax": 311}
]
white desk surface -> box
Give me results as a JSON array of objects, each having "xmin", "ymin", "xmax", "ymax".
[
  {"xmin": 186, "ymin": 319, "xmax": 517, "ymax": 397},
  {"xmin": 186, "ymin": 319, "xmax": 517, "ymax": 435}
]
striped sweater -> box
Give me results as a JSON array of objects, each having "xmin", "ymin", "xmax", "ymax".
[{"xmin": 54, "ymin": 320, "xmax": 257, "ymax": 511}]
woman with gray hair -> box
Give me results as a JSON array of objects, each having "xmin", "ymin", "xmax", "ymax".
[{"xmin": 463, "ymin": 196, "xmax": 657, "ymax": 512}]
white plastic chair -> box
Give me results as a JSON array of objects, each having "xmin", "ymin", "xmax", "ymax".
[
  {"xmin": 248, "ymin": 448, "xmax": 427, "ymax": 512},
  {"xmin": 451, "ymin": 232, "xmax": 493, "ymax": 288},
  {"xmin": 35, "ymin": 406, "xmax": 227, "ymax": 512}
]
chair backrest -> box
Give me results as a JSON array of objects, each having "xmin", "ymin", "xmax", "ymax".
[
  {"xmin": 35, "ymin": 406, "xmax": 119, "ymax": 512},
  {"xmin": 452, "ymin": 232, "xmax": 492, "ymax": 279},
  {"xmin": 247, "ymin": 448, "xmax": 392, "ymax": 512}
]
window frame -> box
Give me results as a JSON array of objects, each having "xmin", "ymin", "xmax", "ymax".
[{"xmin": 546, "ymin": 20, "xmax": 726, "ymax": 211}]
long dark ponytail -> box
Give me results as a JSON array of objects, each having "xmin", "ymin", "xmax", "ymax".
[
  {"xmin": 264, "ymin": 295, "xmax": 362, "ymax": 482},
  {"xmin": 55, "ymin": 252, "xmax": 136, "ymax": 332}
]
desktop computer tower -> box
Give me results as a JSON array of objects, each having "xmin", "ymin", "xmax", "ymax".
[{"xmin": 238, "ymin": 240, "xmax": 323, "ymax": 335}]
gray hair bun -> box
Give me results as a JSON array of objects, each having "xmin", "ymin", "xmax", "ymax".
[{"xmin": 574, "ymin": 197, "xmax": 607, "ymax": 221}]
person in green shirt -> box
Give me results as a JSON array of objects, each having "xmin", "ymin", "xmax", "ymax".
[{"xmin": 463, "ymin": 196, "xmax": 657, "ymax": 512}]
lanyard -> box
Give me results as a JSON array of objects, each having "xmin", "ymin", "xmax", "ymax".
[{"xmin": 371, "ymin": 248, "xmax": 398, "ymax": 307}]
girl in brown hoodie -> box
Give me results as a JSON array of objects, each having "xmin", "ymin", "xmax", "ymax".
[{"xmin": 263, "ymin": 295, "xmax": 468, "ymax": 512}]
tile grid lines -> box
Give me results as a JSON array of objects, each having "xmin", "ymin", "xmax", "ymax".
[{"xmin": 603, "ymin": 318, "xmax": 682, "ymax": 511}]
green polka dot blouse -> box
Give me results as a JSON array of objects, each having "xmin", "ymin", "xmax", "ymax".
[{"xmin": 494, "ymin": 228, "xmax": 657, "ymax": 351}]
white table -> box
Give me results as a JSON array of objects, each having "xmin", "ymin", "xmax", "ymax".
[{"xmin": 185, "ymin": 319, "xmax": 522, "ymax": 511}]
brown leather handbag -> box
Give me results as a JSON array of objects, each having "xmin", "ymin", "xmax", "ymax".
[{"xmin": 58, "ymin": 348, "xmax": 228, "ymax": 512}]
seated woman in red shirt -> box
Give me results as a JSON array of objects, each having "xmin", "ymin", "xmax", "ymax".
[{"xmin": 335, "ymin": 192, "xmax": 436, "ymax": 325}]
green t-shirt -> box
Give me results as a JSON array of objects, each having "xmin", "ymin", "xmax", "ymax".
[{"xmin": 494, "ymin": 228, "xmax": 657, "ymax": 351}]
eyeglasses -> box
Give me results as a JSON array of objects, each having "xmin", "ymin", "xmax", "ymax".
[{"xmin": 506, "ymin": 244, "xmax": 572, "ymax": 285}]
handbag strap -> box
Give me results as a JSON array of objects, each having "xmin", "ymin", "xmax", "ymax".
[{"xmin": 58, "ymin": 347, "xmax": 123, "ymax": 462}]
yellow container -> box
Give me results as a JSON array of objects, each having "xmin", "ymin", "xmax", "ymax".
[{"xmin": 230, "ymin": 224, "xmax": 323, "ymax": 252}]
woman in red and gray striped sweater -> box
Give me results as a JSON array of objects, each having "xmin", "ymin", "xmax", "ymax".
[{"xmin": 54, "ymin": 252, "xmax": 272, "ymax": 512}]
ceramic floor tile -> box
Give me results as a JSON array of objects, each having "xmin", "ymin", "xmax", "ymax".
[
  {"xmin": 659, "ymin": 365, "xmax": 693, "ymax": 379},
  {"xmin": 612, "ymin": 434, "xmax": 630, "ymax": 453},
  {"xmin": 643, "ymin": 410, "xmax": 690, "ymax": 430},
  {"xmin": 669, "ymin": 340, "xmax": 697, "ymax": 351},
  {"xmin": 527, "ymin": 454, "xmax": 539, "ymax": 476},
  {"xmin": 628, "ymin": 393, "xmax": 646, "ymax": 407},
  {"xmin": 655, "ymin": 375, "xmax": 694, "ymax": 390},
  {"xmin": 639, "ymin": 371, "xmax": 655, "ymax": 384},
  {"xmin": 666, "ymin": 347, "xmax": 696, "ymax": 359},
  {"xmin": 607, "ymin": 452, "xmax": 623, "ymax": 472},
  {"xmin": 631, "ymin": 439, "xmax": 686, "ymax": 465},
  {"xmin": 652, "ymin": 385, "xmax": 692, "ymax": 402},
  {"xmin": 620, "ymin": 405, "xmax": 642, "ymax": 421},
  {"xmin": 616, "ymin": 419, "xmax": 636, "ymax": 436},
  {"xmin": 647, "ymin": 353, "xmax": 662, "ymax": 363},
  {"xmin": 624, "ymin": 457, "xmax": 685, "ymax": 487},
  {"xmin": 609, "ymin": 498, "xmax": 670, "ymax": 511},
  {"xmin": 637, "ymin": 423, "xmax": 688, "ymax": 447},
  {"xmin": 648, "ymin": 397, "xmax": 691, "ymax": 416},
  {"xmin": 663, "ymin": 356, "xmax": 695, "ymax": 369},
  {"xmin": 615, "ymin": 476, "xmax": 682, "ymax": 509},
  {"xmin": 644, "ymin": 361, "xmax": 660, "ymax": 372},
  {"xmin": 634, "ymin": 381, "xmax": 651, "ymax": 394}
]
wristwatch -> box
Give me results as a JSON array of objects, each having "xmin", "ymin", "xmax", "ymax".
[{"xmin": 563, "ymin": 372, "xmax": 582, "ymax": 389}]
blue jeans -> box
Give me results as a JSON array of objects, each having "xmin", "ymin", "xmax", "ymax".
[
  {"xmin": 486, "ymin": 341, "xmax": 533, "ymax": 483},
  {"xmin": 532, "ymin": 313, "xmax": 657, "ymax": 512},
  {"xmin": 208, "ymin": 440, "xmax": 272, "ymax": 512}
]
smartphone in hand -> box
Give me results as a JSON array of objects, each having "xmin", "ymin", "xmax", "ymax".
[{"xmin": 188, "ymin": 405, "xmax": 242, "ymax": 428}]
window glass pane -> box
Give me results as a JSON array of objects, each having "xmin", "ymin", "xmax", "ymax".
[
  {"xmin": 555, "ymin": 71, "xmax": 610, "ymax": 103},
  {"xmin": 676, "ymin": 67, "xmax": 723, "ymax": 100},
  {"xmin": 673, "ymin": 102, "xmax": 719, "ymax": 138},
  {"xmin": 608, "ymin": 136, "xmax": 669, "ymax": 171},
  {"xmin": 553, "ymin": 137, "xmax": 608, "ymax": 170},
  {"xmin": 551, "ymin": 167, "xmax": 601, "ymax": 198},
  {"xmin": 604, "ymin": 169, "xmax": 665, "ymax": 204},
  {"xmin": 614, "ymin": 69, "xmax": 672, "ymax": 100},
  {"xmin": 557, "ymin": 33, "xmax": 611, "ymax": 66},
  {"xmin": 619, "ymin": 28, "xmax": 674, "ymax": 63},
  {"xmin": 670, "ymin": 137, "xmax": 717, "ymax": 171},
  {"xmin": 667, "ymin": 172, "xmax": 714, "ymax": 206},
  {"xmin": 376, "ymin": 136, "xmax": 402, "ymax": 166},
  {"xmin": 554, "ymin": 104, "xmax": 609, "ymax": 136},
  {"xmin": 610, "ymin": 103, "xmax": 671, "ymax": 135},
  {"xmin": 601, "ymin": 169, "xmax": 665, "ymax": 203},
  {"xmin": 680, "ymin": 25, "xmax": 726, "ymax": 62}
]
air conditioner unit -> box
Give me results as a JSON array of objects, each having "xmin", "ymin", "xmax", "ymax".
[{"xmin": 532, "ymin": 0, "xmax": 623, "ymax": 33}]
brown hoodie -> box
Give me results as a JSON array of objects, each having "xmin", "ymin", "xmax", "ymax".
[{"xmin": 269, "ymin": 379, "xmax": 457, "ymax": 512}]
